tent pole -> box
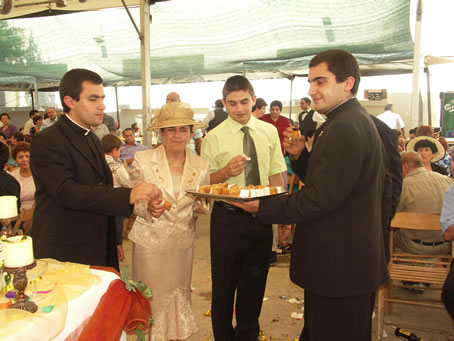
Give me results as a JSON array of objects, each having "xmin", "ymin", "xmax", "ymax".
[
  {"xmin": 34, "ymin": 82, "xmax": 39, "ymax": 111},
  {"xmin": 410, "ymin": 0, "xmax": 423, "ymax": 128},
  {"xmin": 30, "ymin": 90, "xmax": 35, "ymax": 111},
  {"xmin": 288, "ymin": 76, "xmax": 295, "ymax": 120},
  {"xmin": 425, "ymin": 66, "xmax": 432, "ymax": 127},
  {"xmin": 140, "ymin": 0, "xmax": 151, "ymax": 147},
  {"xmin": 121, "ymin": 0, "xmax": 142, "ymax": 40},
  {"xmin": 115, "ymin": 86, "xmax": 120, "ymax": 125}
]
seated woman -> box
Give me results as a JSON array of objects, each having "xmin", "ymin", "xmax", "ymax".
[
  {"xmin": 128, "ymin": 102, "xmax": 210, "ymax": 341},
  {"xmin": 406, "ymin": 136, "xmax": 448, "ymax": 175},
  {"xmin": 11, "ymin": 142, "xmax": 35, "ymax": 211},
  {"xmin": 30, "ymin": 115, "xmax": 43, "ymax": 138}
]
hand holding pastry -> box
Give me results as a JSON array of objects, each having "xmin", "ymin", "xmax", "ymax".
[
  {"xmin": 223, "ymin": 155, "xmax": 247, "ymax": 178},
  {"xmin": 283, "ymin": 127, "xmax": 306, "ymax": 159},
  {"xmin": 288, "ymin": 128, "xmax": 300, "ymax": 142},
  {"xmin": 149, "ymin": 199, "xmax": 167, "ymax": 218}
]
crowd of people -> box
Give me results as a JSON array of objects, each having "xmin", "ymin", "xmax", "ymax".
[{"xmin": 1, "ymin": 48, "xmax": 454, "ymax": 341}]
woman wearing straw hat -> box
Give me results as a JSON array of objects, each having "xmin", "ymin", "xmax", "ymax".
[
  {"xmin": 406, "ymin": 135, "xmax": 449, "ymax": 175},
  {"xmin": 128, "ymin": 102, "xmax": 210, "ymax": 341}
]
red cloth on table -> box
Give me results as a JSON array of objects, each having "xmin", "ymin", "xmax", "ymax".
[{"xmin": 77, "ymin": 266, "xmax": 152, "ymax": 340}]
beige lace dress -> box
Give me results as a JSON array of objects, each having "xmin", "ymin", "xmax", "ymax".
[{"xmin": 128, "ymin": 146, "xmax": 210, "ymax": 341}]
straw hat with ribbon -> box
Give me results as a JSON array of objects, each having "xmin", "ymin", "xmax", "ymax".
[
  {"xmin": 148, "ymin": 102, "xmax": 205, "ymax": 131},
  {"xmin": 406, "ymin": 136, "xmax": 445, "ymax": 162}
]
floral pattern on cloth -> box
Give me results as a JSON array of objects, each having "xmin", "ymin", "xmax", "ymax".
[{"xmin": 150, "ymin": 287, "xmax": 198, "ymax": 341}]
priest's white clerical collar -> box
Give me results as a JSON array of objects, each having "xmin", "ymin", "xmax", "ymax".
[
  {"xmin": 325, "ymin": 97, "xmax": 354, "ymax": 117},
  {"xmin": 65, "ymin": 114, "xmax": 90, "ymax": 135}
]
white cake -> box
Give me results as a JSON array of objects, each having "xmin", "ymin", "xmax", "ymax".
[{"xmin": 2, "ymin": 236, "xmax": 34, "ymax": 268}]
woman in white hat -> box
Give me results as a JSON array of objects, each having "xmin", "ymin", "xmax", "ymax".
[
  {"xmin": 128, "ymin": 102, "xmax": 210, "ymax": 341},
  {"xmin": 407, "ymin": 136, "xmax": 448, "ymax": 175}
]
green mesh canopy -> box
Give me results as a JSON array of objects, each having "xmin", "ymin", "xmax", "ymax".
[{"xmin": 0, "ymin": 0, "xmax": 413, "ymax": 90}]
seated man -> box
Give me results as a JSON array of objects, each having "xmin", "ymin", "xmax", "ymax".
[
  {"xmin": 441, "ymin": 183, "xmax": 454, "ymax": 319},
  {"xmin": 395, "ymin": 151, "xmax": 453, "ymax": 255},
  {"xmin": 120, "ymin": 128, "xmax": 148, "ymax": 166}
]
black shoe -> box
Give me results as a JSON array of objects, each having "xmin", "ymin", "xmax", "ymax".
[
  {"xmin": 270, "ymin": 251, "xmax": 277, "ymax": 266},
  {"xmin": 402, "ymin": 281, "xmax": 425, "ymax": 294}
]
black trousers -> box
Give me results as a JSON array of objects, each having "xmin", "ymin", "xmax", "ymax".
[
  {"xmin": 210, "ymin": 202, "xmax": 272, "ymax": 341},
  {"xmin": 300, "ymin": 290, "xmax": 376, "ymax": 341},
  {"xmin": 442, "ymin": 259, "xmax": 454, "ymax": 320}
]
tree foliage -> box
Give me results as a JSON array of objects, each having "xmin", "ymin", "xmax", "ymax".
[{"xmin": 0, "ymin": 20, "xmax": 40, "ymax": 65}]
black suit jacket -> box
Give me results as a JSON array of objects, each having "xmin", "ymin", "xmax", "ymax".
[
  {"xmin": 259, "ymin": 98, "xmax": 389, "ymax": 297},
  {"xmin": 30, "ymin": 115, "xmax": 133, "ymax": 270},
  {"xmin": 370, "ymin": 116, "xmax": 403, "ymax": 262}
]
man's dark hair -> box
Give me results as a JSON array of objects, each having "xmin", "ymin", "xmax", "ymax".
[
  {"xmin": 215, "ymin": 99, "xmax": 224, "ymax": 109},
  {"xmin": 33, "ymin": 115, "xmax": 43, "ymax": 124},
  {"xmin": 252, "ymin": 98, "xmax": 267, "ymax": 112},
  {"xmin": 409, "ymin": 127, "xmax": 417, "ymax": 135},
  {"xmin": 392, "ymin": 129, "xmax": 401, "ymax": 138},
  {"xmin": 270, "ymin": 100, "xmax": 282, "ymax": 111},
  {"xmin": 222, "ymin": 75, "xmax": 255, "ymax": 99},
  {"xmin": 13, "ymin": 132, "xmax": 24, "ymax": 142},
  {"xmin": 101, "ymin": 134, "xmax": 122, "ymax": 154},
  {"xmin": 59, "ymin": 69, "xmax": 103, "ymax": 113},
  {"xmin": 414, "ymin": 139, "xmax": 437, "ymax": 154},
  {"xmin": 384, "ymin": 104, "xmax": 393, "ymax": 111},
  {"xmin": 302, "ymin": 97, "xmax": 311, "ymax": 105},
  {"xmin": 309, "ymin": 49, "xmax": 361, "ymax": 96},
  {"xmin": 0, "ymin": 142, "xmax": 10, "ymax": 167},
  {"xmin": 256, "ymin": 98, "xmax": 267, "ymax": 109},
  {"xmin": 1, "ymin": 113, "xmax": 10, "ymax": 119},
  {"xmin": 416, "ymin": 125, "xmax": 434, "ymax": 137},
  {"xmin": 29, "ymin": 109, "xmax": 38, "ymax": 118},
  {"xmin": 122, "ymin": 128, "xmax": 134, "ymax": 136}
]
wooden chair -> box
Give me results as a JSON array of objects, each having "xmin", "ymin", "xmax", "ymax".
[
  {"xmin": 376, "ymin": 212, "xmax": 453, "ymax": 340},
  {"xmin": 12, "ymin": 204, "xmax": 35, "ymax": 235},
  {"xmin": 287, "ymin": 174, "xmax": 304, "ymax": 194}
]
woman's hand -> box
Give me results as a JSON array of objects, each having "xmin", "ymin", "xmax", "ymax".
[{"xmin": 149, "ymin": 199, "xmax": 166, "ymax": 218}]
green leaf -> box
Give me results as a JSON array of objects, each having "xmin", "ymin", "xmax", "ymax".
[{"xmin": 135, "ymin": 328, "xmax": 147, "ymax": 341}]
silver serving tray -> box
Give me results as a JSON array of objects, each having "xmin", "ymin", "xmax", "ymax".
[{"xmin": 185, "ymin": 189, "xmax": 287, "ymax": 202}]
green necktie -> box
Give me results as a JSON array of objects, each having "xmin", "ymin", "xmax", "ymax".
[{"xmin": 241, "ymin": 126, "xmax": 261, "ymax": 185}]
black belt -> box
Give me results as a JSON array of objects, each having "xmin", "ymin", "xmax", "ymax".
[
  {"xmin": 214, "ymin": 201, "xmax": 251, "ymax": 216},
  {"xmin": 411, "ymin": 239, "xmax": 446, "ymax": 246}
]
